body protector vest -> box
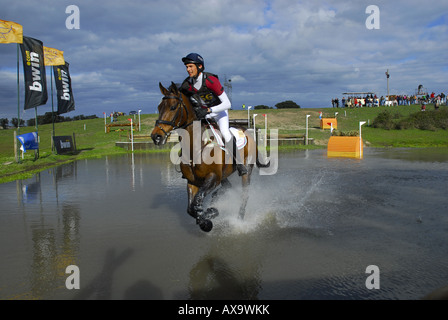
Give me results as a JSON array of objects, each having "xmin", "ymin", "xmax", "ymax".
[{"xmin": 180, "ymin": 72, "xmax": 223, "ymax": 108}]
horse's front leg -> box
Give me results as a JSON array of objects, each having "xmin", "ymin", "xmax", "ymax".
[
  {"xmin": 187, "ymin": 174, "xmax": 218, "ymax": 232},
  {"xmin": 187, "ymin": 183, "xmax": 200, "ymax": 218}
]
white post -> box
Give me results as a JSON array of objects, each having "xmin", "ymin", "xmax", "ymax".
[
  {"xmin": 253, "ymin": 114, "xmax": 258, "ymax": 142},
  {"xmin": 14, "ymin": 130, "xmax": 18, "ymax": 163},
  {"xmin": 138, "ymin": 109, "xmax": 142, "ymax": 132},
  {"xmin": 306, "ymin": 115, "xmax": 310, "ymax": 145},
  {"xmin": 264, "ymin": 114, "xmax": 267, "ymax": 148},
  {"xmin": 359, "ymin": 121, "xmax": 366, "ymax": 158},
  {"xmin": 104, "ymin": 112, "xmax": 107, "ymax": 133},
  {"xmin": 247, "ymin": 106, "xmax": 252, "ymax": 129},
  {"xmin": 129, "ymin": 118, "xmax": 134, "ymax": 152}
]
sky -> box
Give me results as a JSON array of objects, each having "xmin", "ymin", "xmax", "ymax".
[{"xmin": 1, "ymin": 0, "xmax": 447, "ymax": 120}]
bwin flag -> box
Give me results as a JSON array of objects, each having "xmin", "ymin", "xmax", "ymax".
[
  {"xmin": 53, "ymin": 62, "xmax": 75, "ymax": 114},
  {"xmin": 43, "ymin": 46, "xmax": 65, "ymax": 66},
  {"xmin": 20, "ymin": 36, "xmax": 48, "ymax": 110},
  {"xmin": 0, "ymin": 19, "xmax": 23, "ymax": 44}
]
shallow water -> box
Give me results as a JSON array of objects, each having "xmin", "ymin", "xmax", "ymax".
[{"xmin": 1, "ymin": 148, "xmax": 447, "ymax": 300}]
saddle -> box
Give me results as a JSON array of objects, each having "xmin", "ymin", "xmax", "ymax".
[{"xmin": 203, "ymin": 119, "xmax": 247, "ymax": 151}]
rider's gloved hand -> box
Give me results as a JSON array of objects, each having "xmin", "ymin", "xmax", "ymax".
[
  {"xmin": 194, "ymin": 107, "xmax": 209, "ymax": 119},
  {"xmin": 190, "ymin": 94, "xmax": 209, "ymax": 119}
]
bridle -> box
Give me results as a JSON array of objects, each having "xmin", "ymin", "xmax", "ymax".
[{"xmin": 155, "ymin": 93, "xmax": 194, "ymax": 137}]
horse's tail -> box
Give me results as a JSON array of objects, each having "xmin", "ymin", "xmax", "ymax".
[
  {"xmin": 241, "ymin": 126, "xmax": 271, "ymax": 169},
  {"xmin": 255, "ymin": 144, "xmax": 270, "ymax": 168},
  {"xmin": 256, "ymin": 156, "xmax": 270, "ymax": 168}
]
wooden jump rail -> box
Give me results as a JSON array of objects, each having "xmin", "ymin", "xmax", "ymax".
[
  {"xmin": 129, "ymin": 132, "xmax": 178, "ymax": 142},
  {"xmin": 229, "ymin": 119, "xmax": 251, "ymax": 127},
  {"xmin": 106, "ymin": 122, "xmax": 137, "ymax": 133},
  {"xmin": 132, "ymin": 135, "xmax": 152, "ymax": 140}
]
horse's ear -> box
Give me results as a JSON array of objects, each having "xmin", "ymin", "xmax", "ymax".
[
  {"xmin": 170, "ymin": 82, "xmax": 179, "ymax": 95},
  {"xmin": 159, "ymin": 82, "xmax": 169, "ymax": 96}
]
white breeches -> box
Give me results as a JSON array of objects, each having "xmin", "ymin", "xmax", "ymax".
[{"xmin": 207, "ymin": 110, "xmax": 232, "ymax": 143}]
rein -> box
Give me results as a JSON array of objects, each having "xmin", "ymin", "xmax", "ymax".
[{"xmin": 155, "ymin": 94, "xmax": 194, "ymax": 137}]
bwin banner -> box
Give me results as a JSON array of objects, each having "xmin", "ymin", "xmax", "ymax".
[
  {"xmin": 53, "ymin": 62, "xmax": 75, "ymax": 115},
  {"xmin": 20, "ymin": 36, "xmax": 48, "ymax": 110}
]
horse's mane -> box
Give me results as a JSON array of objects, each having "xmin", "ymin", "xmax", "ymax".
[
  {"xmin": 165, "ymin": 81, "xmax": 201, "ymax": 120},
  {"xmin": 168, "ymin": 82, "xmax": 181, "ymax": 93}
]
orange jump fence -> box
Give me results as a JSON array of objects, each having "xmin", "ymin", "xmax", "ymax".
[
  {"xmin": 327, "ymin": 136, "xmax": 363, "ymax": 158},
  {"xmin": 320, "ymin": 118, "xmax": 337, "ymax": 130}
]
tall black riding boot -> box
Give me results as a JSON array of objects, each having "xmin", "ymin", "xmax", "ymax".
[{"xmin": 228, "ymin": 136, "xmax": 247, "ymax": 176}]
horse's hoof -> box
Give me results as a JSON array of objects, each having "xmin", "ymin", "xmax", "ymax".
[
  {"xmin": 197, "ymin": 217, "xmax": 213, "ymax": 232},
  {"xmin": 204, "ymin": 207, "xmax": 219, "ymax": 220}
]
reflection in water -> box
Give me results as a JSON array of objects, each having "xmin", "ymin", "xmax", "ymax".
[
  {"xmin": 189, "ymin": 233, "xmax": 265, "ymax": 300},
  {"xmin": 74, "ymin": 248, "xmax": 133, "ymax": 300},
  {"xmin": 189, "ymin": 256, "xmax": 260, "ymax": 300},
  {"xmin": 18, "ymin": 175, "xmax": 41, "ymax": 204},
  {"xmin": 1, "ymin": 149, "xmax": 448, "ymax": 300},
  {"xmin": 29, "ymin": 203, "xmax": 81, "ymax": 299},
  {"xmin": 123, "ymin": 280, "xmax": 163, "ymax": 299},
  {"xmin": 31, "ymin": 227, "xmax": 57, "ymax": 297},
  {"xmin": 3, "ymin": 165, "xmax": 81, "ymax": 299}
]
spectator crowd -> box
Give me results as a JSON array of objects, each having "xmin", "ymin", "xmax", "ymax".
[{"xmin": 332, "ymin": 92, "xmax": 446, "ymax": 108}]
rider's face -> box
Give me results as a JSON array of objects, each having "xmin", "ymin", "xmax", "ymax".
[{"xmin": 186, "ymin": 63, "xmax": 201, "ymax": 78}]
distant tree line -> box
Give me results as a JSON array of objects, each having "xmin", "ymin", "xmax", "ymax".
[
  {"xmin": 0, "ymin": 112, "xmax": 98, "ymax": 129},
  {"xmin": 253, "ymin": 100, "xmax": 301, "ymax": 110}
]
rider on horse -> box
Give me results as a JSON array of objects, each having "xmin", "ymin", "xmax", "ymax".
[{"xmin": 180, "ymin": 53, "xmax": 248, "ymax": 176}]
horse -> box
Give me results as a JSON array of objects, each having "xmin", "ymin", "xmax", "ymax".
[{"xmin": 151, "ymin": 82, "xmax": 269, "ymax": 232}]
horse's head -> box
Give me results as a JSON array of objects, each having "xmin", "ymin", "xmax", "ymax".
[{"xmin": 151, "ymin": 82, "xmax": 193, "ymax": 145}]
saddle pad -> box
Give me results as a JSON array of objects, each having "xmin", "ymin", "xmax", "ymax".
[
  {"xmin": 229, "ymin": 127, "xmax": 247, "ymax": 150},
  {"xmin": 205, "ymin": 121, "xmax": 247, "ymax": 150}
]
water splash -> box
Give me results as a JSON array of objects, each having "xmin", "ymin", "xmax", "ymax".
[{"xmin": 208, "ymin": 168, "xmax": 338, "ymax": 235}]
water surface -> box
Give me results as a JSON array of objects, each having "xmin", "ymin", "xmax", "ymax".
[{"xmin": 1, "ymin": 148, "xmax": 447, "ymax": 300}]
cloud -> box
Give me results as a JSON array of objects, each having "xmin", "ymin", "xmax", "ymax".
[{"xmin": 1, "ymin": 0, "xmax": 447, "ymax": 120}]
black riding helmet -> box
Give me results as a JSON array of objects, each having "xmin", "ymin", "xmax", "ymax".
[{"xmin": 182, "ymin": 53, "xmax": 204, "ymax": 73}]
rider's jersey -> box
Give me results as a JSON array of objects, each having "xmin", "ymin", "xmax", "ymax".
[{"xmin": 180, "ymin": 72, "xmax": 224, "ymax": 108}]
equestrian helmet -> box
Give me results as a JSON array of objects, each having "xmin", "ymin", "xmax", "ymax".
[{"xmin": 182, "ymin": 53, "xmax": 204, "ymax": 72}]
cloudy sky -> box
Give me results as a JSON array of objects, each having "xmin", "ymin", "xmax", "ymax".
[{"xmin": 1, "ymin": 0, "xmax": 447, "ymax": 120}]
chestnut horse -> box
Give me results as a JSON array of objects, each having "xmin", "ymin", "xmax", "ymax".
[{"xmin": 151, "ymin": 82, "xmax": 269, "ymax": 232}]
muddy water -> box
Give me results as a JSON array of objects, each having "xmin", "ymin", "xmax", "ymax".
[{"xmin": 1, "ymin": 148, "xmax": 447, "ymax": 300}]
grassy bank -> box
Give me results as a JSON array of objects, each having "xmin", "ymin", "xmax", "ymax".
[{"xmin": 1, "ymin": 104, "xmax": 447, "ymax": 183}]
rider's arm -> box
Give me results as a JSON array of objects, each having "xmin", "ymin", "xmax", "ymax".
[
  {"xmin": 205, "ymin": 74, "xmax": 231, "ymax": 114},
  {"xmin": 209, "ymin": 91, "xmax": 231, "ymax": 113}
]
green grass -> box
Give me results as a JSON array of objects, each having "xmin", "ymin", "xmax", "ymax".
[
  {"xmin": 362, "ymin": 127, "xmax": 448, "ymax": 147},
  {"xmin": 1, "ymin": 105, "xmax": 447, "ymax": 184},
  {"xmin": 0, "ymin": 114, "xmax": 161, "ymax": 183},
  {"xmin": 336, "ymin": 105, "xmax": 448, "ymax": 147}
]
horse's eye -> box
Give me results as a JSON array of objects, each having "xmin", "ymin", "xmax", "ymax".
[{"xmin": 170, "ymin": 104, "xmax": 177, "ymax": 111}]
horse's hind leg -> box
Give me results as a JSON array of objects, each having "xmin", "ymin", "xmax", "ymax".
[
  {"xmin": 211, "ymin": 178, "xmax": 232, "ymax": 204},
  {"xmin": 238, "ymin": 173, "xmax": 251, "ymax": 220}
]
